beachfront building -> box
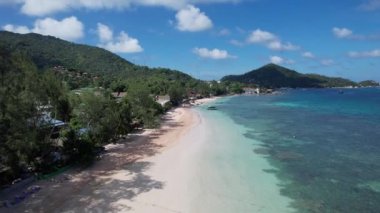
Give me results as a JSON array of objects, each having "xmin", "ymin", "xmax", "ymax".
[
  {"xmin": 35, "ymin": 104, "xmax": 67, "ymax": 139},
  {"xmin": 156, "ymin": 95, "xmax": 171, "ymax": 106},
  {"xmin": 243, "ymin": 87, "xmax": 260, "ymax": 95}
]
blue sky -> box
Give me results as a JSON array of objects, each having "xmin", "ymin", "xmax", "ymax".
[{"xmin": 1, "ymin": 0, "xmax": 379, "ymax": 81}]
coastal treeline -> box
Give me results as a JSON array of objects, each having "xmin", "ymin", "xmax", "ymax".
[
  {"xmin": 0, "ymin": 31, "xmax": 244, "ymax": 186},
  {"xmin": 2, "ymin": 31, "xmax": 377, "ymax": 188},
  {"xmin": 0, "ymin": 47, "xmax": 243, "ymax": 186}
]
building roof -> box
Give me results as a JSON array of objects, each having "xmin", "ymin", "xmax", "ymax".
[{"xmin": 38, "ymin": 114, "xmax": 66, "ymax": 128}]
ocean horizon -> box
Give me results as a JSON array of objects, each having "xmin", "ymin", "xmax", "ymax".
[{"xmin": 193, "ymin": 87, "xmax": 380, "ymax": 213}]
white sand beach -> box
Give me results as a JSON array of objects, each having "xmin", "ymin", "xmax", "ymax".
[
  {"xmin": 7, "ymin": 99, "xmax": 293, "ymax": 213},
  {"xmin": 9, "ymin": 107, "xmax": 201, "ymax": 212},
  {"xmin": 191, "ymin": 97, "xmax": 220, "ymax": 106}
]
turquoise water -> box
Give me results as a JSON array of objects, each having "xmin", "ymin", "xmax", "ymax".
[
  {"xmin": 191, "ymin": 102, "xmax": 293, "ymax": 213},
  {"xmin": 198, "ymin": 88, "xmax": 380, "ymax": 213}
]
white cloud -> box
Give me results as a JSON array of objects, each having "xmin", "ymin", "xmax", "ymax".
[
  {"xmin": 101, "ymin": 32, "xmax": 143, "ymax": 53},
  {"xmin": 3, "ymin": 24, "xmax": 31, "ymax": 34},
  {"xmin": 269, "ymin": 56, "xmax": 294, "ymax": 65},
  {"xmin": 332, "ymin": 27, "xmax": 353, "ymax": 38},
  {"xmin": 175, "ymin": 5, "xmax": 213, "ymax": 32},
  {"xmin": 348, "ymin": 49, "xmax": 380, "ymax": 58},
  {"xmin": 18, "ymin": 0, "xmax": 134, "ymax": 16},
  {"xmin": 21, "ymin": 0, "xmax": 71, "ymax": 16},
  {"xmin": 247, "ymin": 29, "xmax": 299, "ymax": 51},
  {"xmin": 33, "ymin": 17, "xmax": 84, "ymax": 41},
  {"xmin": 302, "ymin": 51, "xmax": 315, "ymax": 58},
  {"xmin": 359, "ymin": 0, "xmax": 380, "ymax": 11},
  {"xmin": 97, "ymin": 23, "xmax": 143, "ymax": 53},
  {"xmin": 270, "ymin": 56, "xmax": 284, "ymax": 64},
  {"xmin": 267, "ymin": 41, "xmax": 299, "ymax": 51},
  {"xmin": 320, "ymin": 59, "xmax": 334, "ymax": 66},
  {"xmin": 331, "ymin": 27, "xmax": 380, "ymax": 40},
  {"xmin": 97, "ymin": 23, "xmax": 113, "ymax": 42},
  {"xmin": 2, "ymin": 16, "xmax": 84, "ymax": 41},
  {"xmin": 193, "ymin": 47, "xmax": 235, "ymax": 59},
  {"xmin": 247, "ymin": 29, "xmax": 277, "ymax": 43},
  {"xmin": 4, "ymin": 0, "xmax": 242, "ymax": 16}
]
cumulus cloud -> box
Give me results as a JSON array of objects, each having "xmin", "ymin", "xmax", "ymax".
[
  {"xmin": 269, "ymin": 56, "xmax": 294, "ymax": 65},
  {"xmin": 193, "ymin": 47, "xmax": 235, "ymax": 59},
  {"xmin": 348, "ymin": 49, "xmax": 380, "ymax": 58},
  {"xmin": 2, "ymin": 16, "xmax": 84, "ymax": 41},
  {"xmin": 332, "ymin": 27, "xmax": 380, "ymax": 40},
  {"xmin": 267, "ymin": 41, "xmax": 298, "ymax": 51},
  {"xmin": 302, "ymin": 51, "xmax": 315, "ymax": 58},
  {"xmin": 100, "ymin": 32, "xmax": 143, "ymax": 53},
  {"xmin": 270, "ymin": 56, "xmax": 284, "ymax": 64},
  {"xmin": 359, "ymin": 0, "xmax": 380, "ymax": 11},
  {"xmin": 3, "ymin": 24, "xmax": 30, "ymax": 34},
  {"xmin": 33, "ymin": 17, "xmax": 84, "ymax": 41},
  {"xmin": 247, "ymin": 29, "xmax": 276, "ymax": 43},
  {"xmin": 97, "ymin": 23, "xmax": 113, "ymax": 42},
  {"xmin": 3, "ymin": 0, "xmax": 242, "ymax": 16},
  {"xmin": 97, "ymin": 23, "xmax": 143, "ymax": 53},
  {"xmin": 247, "ymin": 29, "xmax": 299, "ymax": 51},
  {"xmin": 21, "ymin": 0, "xmax": 71, "ymax": 16},
  {"xmin": 18, "ymin": 0, "xmax": 143, "ymax": 16},
  {"xmin": 332, "ymin": 27, "xmax": 353, "ymax": 38},
  {"xmin": 175, "ymin": 5, "xmax": 213, "ymax": 32}
]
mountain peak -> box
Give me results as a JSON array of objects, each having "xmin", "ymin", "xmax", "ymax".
[
  {"xmin": 263, "ymin": 63, "xmax": 280, "ymax": 67},
  {"xmin": 221, "ymin": 63, "xmax": 356, "ymax": 88},
  {"xmin": 261, "ymin": 63, "xmax": 290, "ymax": 70}
]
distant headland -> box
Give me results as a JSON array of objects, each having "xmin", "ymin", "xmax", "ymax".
[{"xmin": 221, "ymin": 63, "xmax": 379, "ymax": 89}]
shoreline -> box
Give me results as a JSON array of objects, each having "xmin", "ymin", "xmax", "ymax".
[
  {"xmin": 6, "ymin": 106, "xmax": 200, "ymax": 212},
  {"xmin": 2, "ymin": 96, "xmax": 294, "ymax": 213},
  {"xmin": 191, "ymin": 96, "xmax": 221, "ymax": 106}
]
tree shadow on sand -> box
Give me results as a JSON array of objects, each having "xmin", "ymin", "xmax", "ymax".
[
  {"xmin": 8, "ymin": 113, "xmax": 185, "ymax": 212},
  {"xmin": 59, "ymin": 161, "xmax": 164, "ymax": 212}
]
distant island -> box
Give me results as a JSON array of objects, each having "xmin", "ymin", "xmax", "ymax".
[
  {"xmin": 358, "ymin": 80, "xmax": 380, "ymax": 87},
  {"xmin": 222, "ymin": 63, "xmax": 379, "ymax": 88}
]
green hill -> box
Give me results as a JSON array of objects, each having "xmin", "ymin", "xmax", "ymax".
[
  {"xmin": 359, "ymin": 80, "xmax": 380, "ymax": 87},
  {"xmin": 221, "ymin": 63, "xmax": 357, "ymax": 88},
  {"xmin": 0, "ymin": 31, "xmax": 193, "ymax": 82},
  {"xmin": 0, "ymin": 31, "xmax": 134, "ymax": 74}
]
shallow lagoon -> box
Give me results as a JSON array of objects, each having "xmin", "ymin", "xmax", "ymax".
[{"xmin": 199, "ymin": 88, "xmax": 380, "ymax": 212}]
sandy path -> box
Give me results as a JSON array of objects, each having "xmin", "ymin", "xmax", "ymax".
[{"xmin": 7, "ymin": 107, "xmax": 200, "ymax": 213}]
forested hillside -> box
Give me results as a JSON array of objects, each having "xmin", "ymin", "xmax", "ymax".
[
  {"xmin": 0, "ymin": 33, "xmax": 245, "ymax": 185},
  {"xmin": 222, "ymin": 63, "xmax": 358, "ymax": 88},
  {"xmin": 0, "ymin": 31, "xmax": 134, "ymax": 74},
  {"xmin": 0, "ymin": 47, "xmax": 176, "ymax": 185},
  {"xmin": 0, "ymin": 31, "xmax": 195, "ymax": 90}
]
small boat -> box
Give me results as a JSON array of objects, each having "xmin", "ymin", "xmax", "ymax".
[
  {"xmin": 207, "ymin": 106, "xmax": 217, "ymax": 110},
  {"xmin": 338, "ymin": 90, "xmax": 344, "ymax": 94}
]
